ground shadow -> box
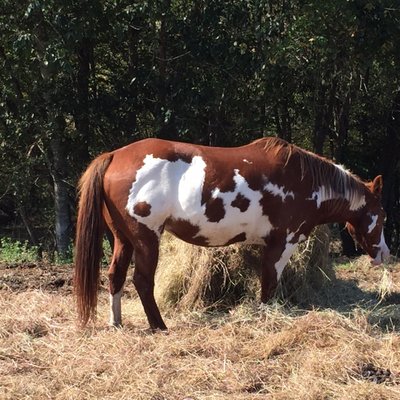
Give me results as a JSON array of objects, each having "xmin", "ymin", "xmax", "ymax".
[{"xmin": 293, "ymin": 277, "xmax": 400, "ymax": 332}]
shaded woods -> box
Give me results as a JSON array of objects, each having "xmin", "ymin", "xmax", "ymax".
[{"xmin": 1, "ymin": 0, "xmax": 400, "ymax": 257}]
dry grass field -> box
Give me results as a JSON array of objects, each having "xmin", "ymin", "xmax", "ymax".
[{"xmin": 1, "ymin": 235, "xmax": 400, "ymax": 399}]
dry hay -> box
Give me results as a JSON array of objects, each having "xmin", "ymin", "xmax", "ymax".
[
  {"xmin": 1, "ymin": 246, "xmax": 400, "ymax": 399},
  {"xmin": 278, "ymin": 224, "xmax": 334, "ymax": 303},
  {"xmin": 155, "ymin": 225, "xmax": 334, "ymax": 311},
  {"xmin": 1, "ymin": 289, "xmax": 400, "ymax": 400}
]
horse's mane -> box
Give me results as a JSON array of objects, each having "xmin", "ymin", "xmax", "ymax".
[{"xmin": 253, "ymin": 137, "xmax": 366, "ymax": 210}]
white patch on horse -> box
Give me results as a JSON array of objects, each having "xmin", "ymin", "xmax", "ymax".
[
  {"xmin": 109, "ymin": 289, "xmax": 123, "ymax": 327},
  {"xmin": 126, "ymin": 154, "xmax": 206, "ymax": 234},
  {"xmin": 274, "ymin": 232, "xmax": 299, "ymax": 280},
  {"xmin": 243, "ymin": 159, "xmax": 253, "ymax": 165},
  {"xmin": 264, "ymin": 180, "xmax": 294, "ymax": 202},
  {"xmin": 308, "ymin": 185, "xmax": 366, "ymax": 211},
  {"xmin": 371, "ymin": 230, "xmax": 390, "ymax": 265},
  {"xmin": 308, "ymin": 186, "xmax": 329, "ymax": 208},
  {"xmin": 203, "ymin": 169, "xmax": 273, "ymax": 245},
  {"xmin": 298, "ymin": 234, "xmax": 307, "ymax": 243},
  {"xmin": 126, "ymin": 158, "xmax": 273, "ymax": 245},
  {"xmin": 367, "ymin": 214, "xmax": 378, "ymax": 233},
  {"xmin": 348, "ymin": 195, "xmax": 366, "ymax": 211}
]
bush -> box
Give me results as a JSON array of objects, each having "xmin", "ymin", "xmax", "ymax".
[{"xmin": 0, "ymin": 237, "xmax": 39, "ymax": 263}]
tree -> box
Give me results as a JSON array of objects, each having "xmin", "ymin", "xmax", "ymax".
[{"xmin": 1, "ymin": 0, "xmax": 400, "ymax": 256}]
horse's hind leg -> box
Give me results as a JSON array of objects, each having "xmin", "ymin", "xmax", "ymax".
[
  {"xmin": 108, "ymin": 236, "xmax": 133, "ymax": 326},
  {"xmin": 133, "ymin": 227, "xmax": 167, "ymax": 331}
]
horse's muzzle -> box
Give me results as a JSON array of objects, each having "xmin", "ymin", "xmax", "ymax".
[{"xmin": 370, "ymin": 245, "xmax": 391, "ymax": 266}]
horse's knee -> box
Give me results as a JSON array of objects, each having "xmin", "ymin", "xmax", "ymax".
[
  {"xmin": 108, "ymin": 265, "xmax": 127, "ymax": 294},
  {"xmin": 108, "ymin": 242, "xmax": 132, "ymax": 294}
]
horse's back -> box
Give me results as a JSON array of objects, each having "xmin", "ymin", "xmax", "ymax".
[{"xmin": 105, "ymin": 139, "xmax": 278, "ymax": 243}]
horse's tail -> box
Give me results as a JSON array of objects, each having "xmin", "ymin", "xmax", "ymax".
[{"xmin": 74, "ymin": 152, "xmax": 113, "ymax": 326}]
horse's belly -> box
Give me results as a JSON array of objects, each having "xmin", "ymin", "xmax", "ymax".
[{"xmin": 166, "ymin": 209, "xmax": 269, "ymax": 247}]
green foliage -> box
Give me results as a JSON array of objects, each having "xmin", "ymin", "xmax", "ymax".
[
  {"xmin": 1, "ymin": 0, "xmax": 400, "ymax": 254},
  {"xmin": 333, "ymin": 260, "xmax": 356, "ymax": 272},
  {"xmin": 101, "ymin": 238, "xmax": 113, "ymax": 267},
  {"xmin": 0, "ymin": 237, "xmax": 39, "ymax": 263},
  {"xmin": 54, "ymin": 243, "xmax": 74, "ymax": 265}
]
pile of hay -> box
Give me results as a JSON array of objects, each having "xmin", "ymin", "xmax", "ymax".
[
  {"xmin": 278, "ymin": 224, "xmax": 334, "ymax": 304},
  {"xmin": 155, "ymin": 225, "xmax": 334, "ymax": 311}
]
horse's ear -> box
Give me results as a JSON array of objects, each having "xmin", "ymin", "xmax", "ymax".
[{"xmin": 370, "ymin": 175, "xmax": 383, "ymax": 195}]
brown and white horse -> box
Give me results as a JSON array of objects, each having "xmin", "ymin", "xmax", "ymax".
[{"xmin": 74, "ymin": 137, "xmax": 390, "ymax": 330}]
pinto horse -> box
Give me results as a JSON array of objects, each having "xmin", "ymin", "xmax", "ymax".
[{"xmin": 74, "ymin": 137, "xmax": 390, "ymax": 330}]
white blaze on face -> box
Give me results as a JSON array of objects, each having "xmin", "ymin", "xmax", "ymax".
[
  {"xmin": 371, "ymin": 229, "xmax": 390, "ymax": 265},
  {"xmin": 274, "ymin": 232, "xmax": 299, "ymax": 280},
  {"xmin": 109, "ymin": 289, "xmax": 123, "ymax": 327},
  {"xmin": 126, "ymin": 156, "xmax": 274, "ymax": 245},
  {"xmin": 367, "ymin": 214, "xmax": 378, "ymax": 233}
]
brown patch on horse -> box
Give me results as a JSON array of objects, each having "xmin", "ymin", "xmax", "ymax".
[
  {"xmin": 225, "ymin": 232, "xmax": 247, "ymax": 245},
  {"xmin": 259, "ymin": 191, "xmax": 283, "ymax": 216},
  {"xmin": 231, "ymin": 193, "xmax": 250, "ymax": 212},
  {"xmin": 166, "ymin": 218, "xmax": 209, "ymax": 246},
  {"xmin": 165, "ymin": 152, "xmax": 193, "ymax": 164},
  {"xmin": 247, "ymin": 175, "xmax": 266, "ymax": 192},
  {"xmin": 259, "ymin": 191, "xmax": 296, "ymax": 229},
  {"xmin": 205, "ymin": 197, "xmax": 226, "ymax": 223},
  {"xmin": 201, "ymin": 163, "xmax": 236, "ymax": 205},
  {"xmin": 133, "ymin": 201, "xmax": 152, "ymax": 217}
]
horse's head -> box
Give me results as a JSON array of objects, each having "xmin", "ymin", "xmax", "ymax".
[{"xmin": 345, "ymin": 175, "xmax": 390, "ymax": 265}]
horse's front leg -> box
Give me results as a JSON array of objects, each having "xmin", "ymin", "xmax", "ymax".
[{"xmin": 260, "ymin": 231, "xmax": 300, "ymax": 303}]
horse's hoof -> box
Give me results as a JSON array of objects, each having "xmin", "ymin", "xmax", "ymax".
[
  {"xmin": 147, "ymin": 327, "xmax": 169, "ymax": 335},
  {"xmin": 109, "ymin": 322, "xmax": 123, "ymax": 329}
]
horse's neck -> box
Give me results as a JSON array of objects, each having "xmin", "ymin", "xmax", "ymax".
[{"xmin": 316, "ymin": 195, "xmax": 364, "ymax": 225}]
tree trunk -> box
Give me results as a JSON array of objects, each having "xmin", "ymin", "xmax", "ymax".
[
  {"xmin": 380, "ymin": 90, "xmax": 400, "ymax": 251},
  {"xmin": 74, "ymin": 38, "xmax": 92, "ymax": 163},
  {"xmin": 125, "ymin": 25, "xmax": 139, "ymax": 135},
  {"xmin": 50, "ymin": 118, "xmax": 72, "ymax": 258},
  {"xmin": 275, "ymin": 98, "xmax": 292, "ymax": 143},
  {"xmin": 158, "ymin": 2, "xmax": 168, "ymax": 109},
  {"xmin": 157, "ymin": 0, "xmax": 176, "ymax": 139},
  {"xmin": 334, "ymin": 91, "xmax": 351, "ymax": 163},
  {"xmin": 333, "ymin": 89, "xmax": 356, "ymax": 255},
  {"xmin": 313, "ymin": 80, "xmax": 336, "ymax": 155},
  {"xmin": 33, "ymin": 11, "xmax": 73, "ymax": 257},
  {"xmin": 313, "ymin": 86, "xmax": 327, "ymax": 155}
]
